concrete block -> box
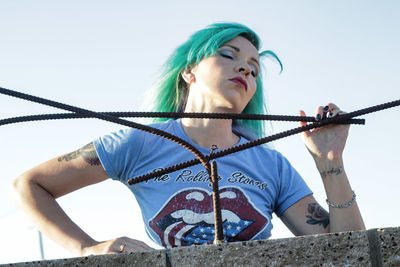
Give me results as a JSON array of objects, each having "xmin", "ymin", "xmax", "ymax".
[
  {"xmin": 170, "ymin": 231, "xmax": 371, "ymax": 267},
  {"xmin": 125, "ymin": 250, "xmax": 167, "ymax": 267},
  {"xmin": 377, "ymin": 227, "xmax": 400, "ymax": 266},
  {"xmin": 4, "ymin": 250, "xmax": 166, "ymax": 267},
  {"xmin": 4, "ymin": 254, "xmax": 126, "ymax": 267},
  {"xmin": 4, "ymin": 227, "xmax": 400, "ymax": 266}
]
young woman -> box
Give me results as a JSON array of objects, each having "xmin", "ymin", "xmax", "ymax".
[{"xmin": 10, "ymin": 22, "xmax": 365, "ymax": 256}]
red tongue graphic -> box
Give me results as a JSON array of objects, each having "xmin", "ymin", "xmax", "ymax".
[{"xmin": 149, "ymin": 187, "xmax": 268, "ymax": 248}]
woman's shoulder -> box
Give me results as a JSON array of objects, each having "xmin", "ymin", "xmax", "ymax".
[
  {"xmin": 95, "ymin": 120, "xmax": 178, "ymax": 147},
  {"xmin": 237, "ymin": 137, "xmax": 288, "ymax": 164},
  {"xmin": 147, "ymin": 119, "xmax": 178, "ymax": 131},
  {"xmin": 112, "ymin": 119, "xmax": 178, "ymax": 136}
]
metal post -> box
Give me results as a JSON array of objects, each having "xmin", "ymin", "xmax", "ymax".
[
  {"xmin": 38, "ymin": 230, "xmax": 45, "ymax": 260},
  {"xmin": 210, "ymin": 161, "xmax": 224, "ymax": 244}
]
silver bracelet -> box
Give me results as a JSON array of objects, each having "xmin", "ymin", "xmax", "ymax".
[{"xmin": 326, "ymin": 190, "xmax": 356, "ymax": 208}]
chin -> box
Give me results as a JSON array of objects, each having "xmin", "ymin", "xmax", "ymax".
[
  {"xmin": 210, "ymin": 93, "xmax": 247, "ymax": 113},
  {"xmin": 215, "ymin": 105, "xmax": 243, "ymax": 114}
]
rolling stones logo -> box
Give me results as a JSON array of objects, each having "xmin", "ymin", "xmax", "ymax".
[{"xmin": 149, "ymin": 187, "xmax": 268, "ymax": 248}]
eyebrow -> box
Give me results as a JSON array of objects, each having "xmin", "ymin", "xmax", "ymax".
[{"xmin": 222, "ymin": 44, "xmax": 260, "ymax": 69}]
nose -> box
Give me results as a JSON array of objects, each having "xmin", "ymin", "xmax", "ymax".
[{"xmin": 235, "ymin": 62, "xmax": 252, "ymax": 77}]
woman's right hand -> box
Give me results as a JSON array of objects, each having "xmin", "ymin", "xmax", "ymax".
[{"xmin": 83, "ymin": 237, "xmax": 155, "ymax": 255}]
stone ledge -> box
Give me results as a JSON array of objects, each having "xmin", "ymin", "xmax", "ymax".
[
  {"xmin": 170, "ymin": 230, "xmax": 370, "ymax": 267},
  {"xmin": 2, "ymin": 227, "xmax": 399, "ymax": 267}
]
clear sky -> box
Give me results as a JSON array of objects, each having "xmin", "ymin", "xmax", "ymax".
[{"xmin": 0, "ymin": 0, "xmax": 399, "ymax": 264}]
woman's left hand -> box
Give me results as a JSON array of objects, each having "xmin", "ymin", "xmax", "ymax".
[{"xmin": 299, "ymin": 103, "xmax": 350, "ymax": 163}]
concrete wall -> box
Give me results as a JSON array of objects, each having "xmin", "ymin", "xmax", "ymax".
[{"xmin": 3, "ymin": 227, "xmax": 399, "ymax": 267}]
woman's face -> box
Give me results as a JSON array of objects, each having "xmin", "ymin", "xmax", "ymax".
[{"xmin": 185, "ymin": 36, "xmax": 260, "ymax": 113}]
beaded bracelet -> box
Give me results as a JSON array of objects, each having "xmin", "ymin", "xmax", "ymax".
[{"xmin": 326, "ymin": 190, "xmax": 356, "ymax": 208}]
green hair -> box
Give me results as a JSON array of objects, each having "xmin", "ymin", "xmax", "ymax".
[{"xmin": 145, "ymin": 22, "xmax": 282, "ymax": 138}]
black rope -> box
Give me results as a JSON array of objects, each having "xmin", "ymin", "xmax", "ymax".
[
  {"xmin": 1, "ymin": 86, "xmax": 399, "ymax": 185},
  {"xmin": 0, "ymin": 112, "xmax": 365, "ymax": 127},
  {"xmin": 127, "ymin": 98, "xmax": 400, "ymax": 185},
  {"xmin": 0, "ymin": 86, "xmax": 210, "ymax": 172},
  {"xmin": 0, "ymin": 85, "xmax": 220, "ymax": 242},
  {"xmin": 1, "ymin": 85, "xmax": 399, "ymax": 245}
]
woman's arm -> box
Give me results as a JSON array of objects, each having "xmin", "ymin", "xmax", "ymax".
[
  {"xmin": 280, "ymin": 103, "xmax": 365, "ymax": 235},
  {"xmin": 10, "ymin": 142, "xmax": 152, "ymax": 255},
  {"xmin": 280, "ymin": 165, "xmax": 364, "ymax": 235}
]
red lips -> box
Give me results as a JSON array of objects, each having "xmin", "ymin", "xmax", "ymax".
[{"xmin": 229, "ymin": 77, "xmax": 248, "ymax": 91}]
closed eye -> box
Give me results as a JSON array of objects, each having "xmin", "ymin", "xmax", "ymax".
[
  {"xmin": 250, "ymin": 64, "xmax": 259, "ymax": 77},
  {"xmin": 218, "ymin": 49, "xmax": 235, "ymax": 60},
  {"xmin": 221, "ymin": 54, "xmax": 234, "ymax": 59},
  {"xmin": 218, "ymin": 48, "xmax": 258, "ymax": 77}
]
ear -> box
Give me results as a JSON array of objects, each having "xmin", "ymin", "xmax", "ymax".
[{"xmin": 181, "ymin": 68, "xmax": 196, "ymax": 84}]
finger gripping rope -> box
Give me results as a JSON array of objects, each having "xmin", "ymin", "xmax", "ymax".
[{"xmin": 1, "ymin": 85, "xmax": 399, "ymax": 246}]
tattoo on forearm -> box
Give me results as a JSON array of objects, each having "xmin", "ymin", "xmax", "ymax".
[
  {"xmin": 320, "ymin": 167, "xmax": 342, "ymax": 178},
  {"xmin": 306, "ymin": 203, "xmax": 330, "ymax": 228},
  {"xmin": 58, "ymin": 143, "xmax": 101, "ymax": 166}
]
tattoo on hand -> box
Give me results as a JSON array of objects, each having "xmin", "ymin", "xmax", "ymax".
[
  {"xmin": 306, "ymin": 203, "xmax": 330, "ymax": 228},
  {"xmin": 58, "ymin": 143, "xmax": 101, "ymax": 166},
  {"xmin": 320, "ymin": 167, "xmax": 342, "ymax": 178}
]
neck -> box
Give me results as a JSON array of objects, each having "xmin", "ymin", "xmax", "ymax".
[
  {"xmin": 181, "ymin": 85, "xmax": 242, "ymax": 149},
  {"xmin": 180, "ymin": 117, "xmax": 239, "ymax": 149}
]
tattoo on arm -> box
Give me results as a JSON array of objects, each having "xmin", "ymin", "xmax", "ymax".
[
  {"xmin": 320, "ymin": 167, "xmax": 342, "ymax": 178},
  {"xmin": 58, "ymin": 143, "xmax": 101, "ymax": 166},
  {"xmin": 306, "ymin": 203, "xmax": 330, "ymax": 228}
]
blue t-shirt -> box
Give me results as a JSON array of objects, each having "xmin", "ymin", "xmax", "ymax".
[{"xmin": 94, "ymin": 119, "xmax": 312, "ymax": 248}]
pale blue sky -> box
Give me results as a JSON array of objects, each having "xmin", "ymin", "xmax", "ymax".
[{"xmin": 0, "ymin": 1, "xmax": 399, "ymax": 263}]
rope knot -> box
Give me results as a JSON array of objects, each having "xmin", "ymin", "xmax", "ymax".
[{"xmin": 210, "ymin": 144, "xmax": 218, "ymax": 154}]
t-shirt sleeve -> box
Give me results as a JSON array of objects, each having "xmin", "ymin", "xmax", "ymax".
[
  {"xmin": 93, "ymin": 128, "xmax": 145, "ymax": 181},
  {"xmin": 274, "ymin": 152, "xmax": 313, "ymax": 217}
]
